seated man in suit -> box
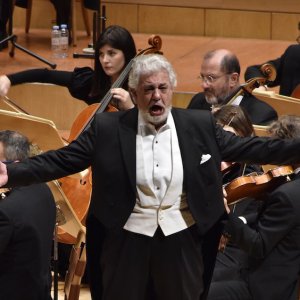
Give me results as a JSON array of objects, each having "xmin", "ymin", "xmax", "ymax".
[
  {"xmin": 187, "ymin": 49, "xmax": 278, "ymax": 125},
  {"xmin": 244, "ymin": 44, "xmax": 300, "ymax": 97},
  {"xmin": 223, "ymin": 115, "xmax": 300, "ymax": 300},
  {"xmin": 0, "ymin": 130, "xmax": 56, "ymax": 300}
]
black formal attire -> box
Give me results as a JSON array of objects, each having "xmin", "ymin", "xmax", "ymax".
[
  {"xmin": 4, "ymin": 108, "xmax": 300, "ymax": 300},
  {"xmin": 225, "ymin": 173, "xmax": 300, "ymax": 300},
  {"xmin": 208, "ymin": 164, "xmax": 262, "ymax": 300},
  {"xmin": 187, "ymin": 92, "xmax": 278, "ymax": 125},
  {"xmin": 244, "ymin": 44, "xmax": 300, "ymax": 97},
  {"xmin": 7, "ymin": 67, "xmax": 98, "ymax": 105},
  {"xmin": 0, "ymin": 184, "xmax": 56, "ymax": 300}
]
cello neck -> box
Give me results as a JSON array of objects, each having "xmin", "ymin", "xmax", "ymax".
[{"xmin": 97, "ymin": 60, "xmax": 134, "ymax": 113}]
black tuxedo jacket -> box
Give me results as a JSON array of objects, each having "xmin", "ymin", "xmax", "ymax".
[
  {"xmin": 245, "ymin": 44, "xmax": 300, "ymax": 97},
  {"xmin": 187, "ymin": 91, "xmax": 278, "ymax": 125},
  {"xmin": 225, "ymin": 175, "xmax": 300, "ymax": 300},
  {"xmin": 0, "ymin": 184, "xmax": 56, "ymax": 300},
  {"xmin": 5, "ymin": 108, "xmax": 300, "ymax": 299}
]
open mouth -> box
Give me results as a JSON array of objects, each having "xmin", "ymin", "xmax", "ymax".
[{"xmin": 150, "ymin": 104, "xmax": 164, "ymax": 116}]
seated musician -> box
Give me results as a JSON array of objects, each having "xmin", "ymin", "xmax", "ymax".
[
  {"xmin": 187, "ymin": 49, "xmax": 278, "ymax": 125},
  {"xmin": 244, "ymin": 44, "xmax": 300, "ymax": 97},
  {"xmin": 0, "ymin": 130, "xmax": 56, "ymax": 300},
  {"xmin": 207, "ymin": 105, "xmax": 263, "ymax": 300},
  {"xmin": 0, "ymin": 25, "xmax": 136, "ymax": 111},
  {"xmin": 222, "ymin": 115, "xmax": 300, "ymax": 300}
]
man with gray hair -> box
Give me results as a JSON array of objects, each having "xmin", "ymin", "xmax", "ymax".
[{"xmin": 0, "ymin": 55, "xmax": 299, "ymax": 299}]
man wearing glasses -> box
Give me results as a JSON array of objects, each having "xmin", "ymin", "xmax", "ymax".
[{"xmin": 187, "ymin": 49, "xmax": 277, "ymax": 125}]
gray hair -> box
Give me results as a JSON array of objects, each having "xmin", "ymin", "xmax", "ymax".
[
  {"xmin": 128, "ymin": 54, "xmax": 177, "ymax": 90},
  {"xmin": 0, "ymin": 130, "xmax": 30, "ymax": 161}
]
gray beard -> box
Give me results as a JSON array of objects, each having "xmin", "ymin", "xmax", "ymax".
[{"xmin": 140, "ymin": 106, "xmax": 172, "ymax": 128}]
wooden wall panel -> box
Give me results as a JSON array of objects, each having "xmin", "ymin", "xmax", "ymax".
[
  {"xmin": 11, "ymin": 0, "xmax": 298, "ymax": 41},
  {"xmin": 138, "ymin": 6, "xmax": 204, "ymax": 35},
  {"xmin": 205, "ymin": 9, "xmax": 271, "ymax": 39},
  {"xmin": 104, "ymin": 3, "xmax": 138, "ymax": 32},
  {"xmin": 103, "ymin": 0, "xmax": 300, "ymax": 14},
  {"xmin": 271, "ymin": 13, "xmax": 300, "ymax": 41}
]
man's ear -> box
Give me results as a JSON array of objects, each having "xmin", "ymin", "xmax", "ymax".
[
  {"xmin": 129, "ymin": 88, "xmax": 137, "ymax": 104},
  {"xmin": 229, "ymin": 72, "xmax": 239, "ymax": 86}
]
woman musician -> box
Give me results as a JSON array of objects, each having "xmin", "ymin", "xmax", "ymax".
[
  {"xmin": 208, "ymin": 105, "xmax": 264, "ymax": 300},
  {"xmin": 0, "ymin": 25, "xmax": 136, "ymax": 111}
]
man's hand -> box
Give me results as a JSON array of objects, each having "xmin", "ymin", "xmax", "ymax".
[
  {"xmin": 0, "ymin": 161, "xmax": 8, "ymax": 186},
  {"xmin": 111, "ymin": 87, "xmax": 135, "ymax": 110}
]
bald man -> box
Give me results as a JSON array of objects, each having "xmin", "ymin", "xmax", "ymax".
[{"xmin": 187, "ymin": 49, "xmax": 277, "ymax": 125}]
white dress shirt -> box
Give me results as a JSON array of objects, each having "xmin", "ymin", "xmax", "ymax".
[{"xmin": 123, "ymin": 111, "xmax": 195, "ymax": 237}]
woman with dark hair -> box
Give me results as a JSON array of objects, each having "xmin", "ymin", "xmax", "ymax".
[
  {"xmin": 0, "ymin": 25, "xmax": 137, "ymax": 110},
  {"xmin": 213, "ymin": 105, "xmax": 254, "ymax": 138}
]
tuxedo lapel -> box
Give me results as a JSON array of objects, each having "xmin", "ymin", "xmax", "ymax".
[
  {"xmin": 171, "ymin": 109, "xmax": 205, "ymax": 176},
  {"xmin": 119, "ymin": 108, "xmax": 138, "ymax": 191}
]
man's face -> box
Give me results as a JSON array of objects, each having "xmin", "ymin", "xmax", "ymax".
[
  {"xmin": 132, "ymin": 70, "xmax": 173, "ymax": 129},
  {"xmin": 200, "ymin": 57, "xmax": 235, "ymax": 105}
]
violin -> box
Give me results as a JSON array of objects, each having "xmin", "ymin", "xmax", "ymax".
[
  {"xmin": 224, "ymin": 165, "xmax": 293, "ymax": 205},
  {"xmin": 291, "ymin": 84, "xmax": 300, "ymax": 99}
]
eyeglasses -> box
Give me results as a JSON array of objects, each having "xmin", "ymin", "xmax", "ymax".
[{"xmin": 198, "ymin": 74, "xmax": 228, "ymax": 84}]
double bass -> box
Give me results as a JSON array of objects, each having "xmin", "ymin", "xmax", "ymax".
[{"xmin": 57, "ymin": 35, "xmax": 163, "ymax": 244}]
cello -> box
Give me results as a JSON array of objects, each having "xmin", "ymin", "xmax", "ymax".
[{"xmin": 57, "ymin": 35, "xmax": 163, "ymax": 244}]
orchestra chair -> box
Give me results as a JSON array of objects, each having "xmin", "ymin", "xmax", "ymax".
[{"xmin": 15, "ymin": 0, "xmax": 91, "ymax": 46}]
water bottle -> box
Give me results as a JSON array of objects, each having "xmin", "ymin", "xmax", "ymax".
[
  {"xmin": 60, "ymin": 24, "xmax": 69, "ymax": 58},
  {"xmin": 51, "ymin": 25, "xmax": 61, "ymax": 58}
]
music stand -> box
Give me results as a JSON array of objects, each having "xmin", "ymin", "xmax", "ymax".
[
  {"xmin": 253, "ymin": 89, "xmax": 300, "ymax": 116},
  {"xmin": 0, "ymin": 0, "xmax": 56, "ymax": 69}
]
